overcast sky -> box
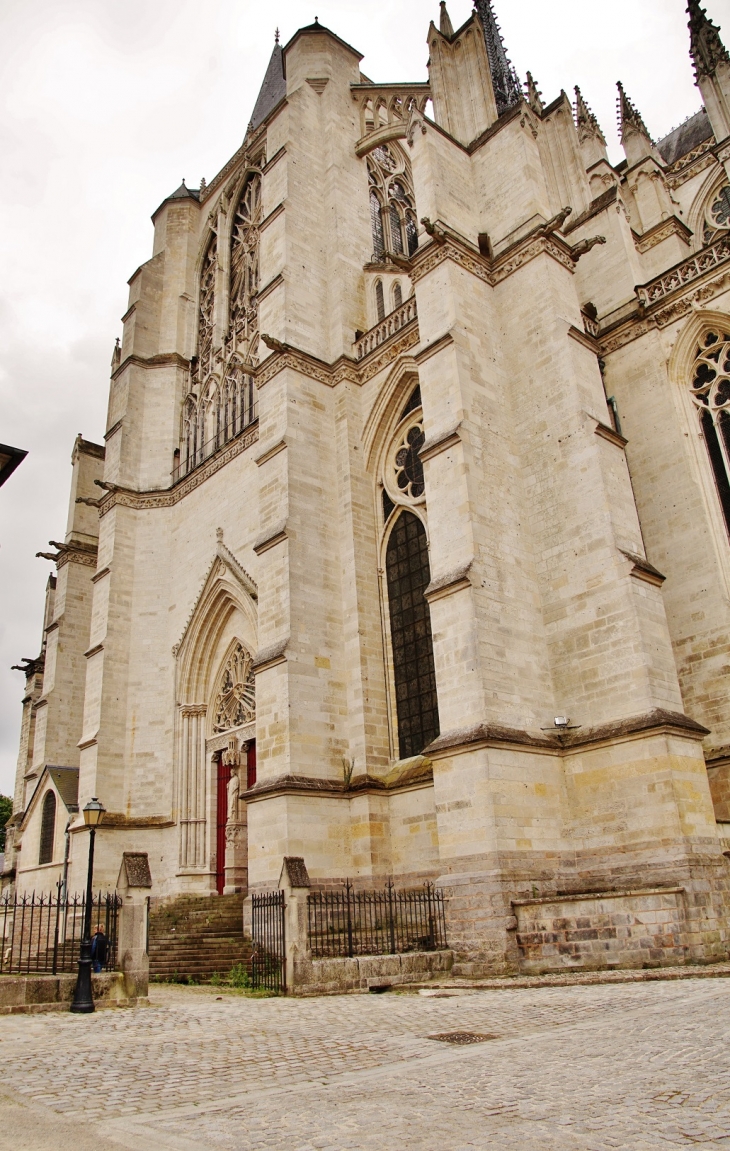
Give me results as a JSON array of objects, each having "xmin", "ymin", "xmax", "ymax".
[{"xmin": 0, "ymin": 0, "xmax": 727, "ymax": 798}]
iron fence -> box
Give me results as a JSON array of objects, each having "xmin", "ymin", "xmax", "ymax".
[
  {"xmin": 251, "ymin": 890, "xmax": 286, "ymax": 993},
  {"xmin": 0, "ymin": 891, "xmax": 120, "ymax": 976},
  {"xmin": 307, "ymin": 881, "xmax": 447, "ymax": 959}
]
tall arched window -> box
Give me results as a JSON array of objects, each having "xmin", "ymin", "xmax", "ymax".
[
  {"xmin": 375, "ymin": 280, "xmax": 385, "ymax": 322},
  {"xmin": 367, "ymin": 143, "xmax": 418, "ymax": 262},
  {"xmin": 196, "ymin": 236, "xmax": 217, "ymax": 384},
  {"xmin": 39, "ymin": 790, "xmax": 56, "ymax": 865},
  {"xmin": 691, "ymin": 330, "xmax": 730, "ymax": 536},
  {"xmin": 386, "ymin": 512, "xmax": 440, "ymax": 759},
  {"xmin": 393, "ymin": 282, "xmax": 403, "ymax": 309}
]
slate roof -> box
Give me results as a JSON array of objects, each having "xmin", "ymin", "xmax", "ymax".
[
  {"xmin": 46, "ymin": 767, "xmax": 79, "ymax": 812},
  {"xmin": 151, "ymin": 181, "xmax": 200, "ymax": 221},
  {"xmin": 657, "ymin": 108, "xmax": 713, "ymax": 166},
  {"xmin": 250, "ymin": 43, "xmax": 286, "ymax": 131}
]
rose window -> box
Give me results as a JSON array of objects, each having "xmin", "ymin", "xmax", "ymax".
[{"xmin": 393, "ymin": 421, "xmax": 425, "ymax": 499}]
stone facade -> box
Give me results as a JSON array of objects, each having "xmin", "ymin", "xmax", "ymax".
[{"xmin": 9, "ymin": 1, "xmax": 730, "ymax": 977}]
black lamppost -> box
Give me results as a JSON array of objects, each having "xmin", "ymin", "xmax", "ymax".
[{"xmin": 70, "ymin": 797, "xmax": 106, "ymax": 1014}]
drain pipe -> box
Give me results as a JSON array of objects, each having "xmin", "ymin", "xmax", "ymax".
[{"xmin": 60, "ymin": 819, "xmax": 71, "ymax": 901}]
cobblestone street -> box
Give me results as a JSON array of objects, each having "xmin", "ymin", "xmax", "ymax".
[{"xmin": 1, "ymin": 978, "xmax": 730, "ymax": 1150}]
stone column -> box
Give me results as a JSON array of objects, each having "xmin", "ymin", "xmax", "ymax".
[
  {"xmin": 178, "ymin": 705, "xmax": 207, "ymax": 870},
  {"xmin": 116, "ymin": 852, "xmax": 152, "ymax": 1002}
]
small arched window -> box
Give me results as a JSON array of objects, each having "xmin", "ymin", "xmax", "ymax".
[
  {"xmin": 386, "ymin": 512, "xmax": 440, "ymax": 759},
  {"xmin": 375, "ymin": 280, "xmax": 385, "ymax": 322},
  {"xmin": 393, "ymin": 282, "xmax": 403, "ymax": 309},
  {"xmin": 691, "ymin": 330, "xmax": 730, "ymax": 536},
  {"xmin": 39, "ymin": 790, "xmax": 56, "ymax": 865}
]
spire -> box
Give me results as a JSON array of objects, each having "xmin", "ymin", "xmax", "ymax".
[
  {"xmin": 473, "ymin": 0, "xmax": 522, "ymax": 115},
  {"xmin": 575, "ymin": 86, "xmax": 606, "ymax": 147},
  {"xmin": 439, "ymin": 1, "xmax": 454, "ymax": 37},
  {"xmin": 249, "ymin": 36, "xmax": 286, "ymax": 132},
  {"xmin": 525, "ymin": 72, "xmax": 544, "ymax": 115},
  {"xmin": 688, "ymin": 0, "xmax": 729, "ymax": 80},
  {"xmin": 617, "ymin": 81, "xmax": 661, "ymax": 166}
]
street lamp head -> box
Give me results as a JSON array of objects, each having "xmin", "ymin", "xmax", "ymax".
[{"xmin": 82, "ymin": 797, "xmax": 106, "ymax": 828}]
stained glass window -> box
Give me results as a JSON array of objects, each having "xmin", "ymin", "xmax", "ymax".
[
  {"xmin": 691, "ymin": 332, "xmax": 730, "ymax": 537},
  {"xmin": 386, "ymin": 512, "xmax": 440, "ymax": 759},
  {"xmin": 39, "ymin": 790, "xmax": 56, "ymax": 865}
]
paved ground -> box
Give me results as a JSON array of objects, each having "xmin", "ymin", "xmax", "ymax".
[{"xmin": 1, "ymin": 978, "xmax": 729, "ymax": 1150}]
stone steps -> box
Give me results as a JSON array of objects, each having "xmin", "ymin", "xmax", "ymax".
[{"xmin": 149, "ymin": 893, "xmax": 249, "ymax": 982}]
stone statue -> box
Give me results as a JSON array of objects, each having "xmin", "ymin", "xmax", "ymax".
[{"xmin": 227, "ymin": 767, "xmax": 240, "ymax": 823}]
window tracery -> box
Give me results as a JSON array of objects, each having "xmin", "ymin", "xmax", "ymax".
[
  {"xmin": 213, "ymin": 643, "xmax": 256, "ymax": 733},
  {"xmin": 691, "ymin": 331, "xmax": 730, "ymax": 535},
  {"xmin": 367, "ymin": 144, "xmax": 418, "ymax": 262},
  {"xmin": 378, "ymin": 383, "xmax": 439, "ymax": 759},
  {"xmin": 702, "ymin": 183, "xmax": 730, "ymax": 245},
  {"xmin": 383, "ymin": 391, "xmax": 426, "ymax": 510},
  {"xmin": 197, "ymin": 236, "xmax": 217, "ymax": 382},
  {"xmin": 181, "ymin": 173, "xmax": 262, "ymax": 479}
]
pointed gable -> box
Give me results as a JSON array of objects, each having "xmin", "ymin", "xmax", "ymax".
[{"xmin": 250, "ymin": 42, "xmax": 286, "ymax": 131}]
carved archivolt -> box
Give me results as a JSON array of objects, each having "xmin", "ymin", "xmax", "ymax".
[{"xmin": 213, "ymin": 642, "xmax": 256, "ymax": 733}]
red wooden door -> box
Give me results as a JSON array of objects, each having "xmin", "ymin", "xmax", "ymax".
[
  {"xmin": 216, "ymin": 754, "xmax": 231, "ymax": 895},
  {"xmin": 246, "ymin": 741, "xmax": 257, "ymax": 790}
]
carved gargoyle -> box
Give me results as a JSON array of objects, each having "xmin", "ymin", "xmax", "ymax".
[
  {"xmin": 570, "ymin": 235, "xmax": 607, "ymax": 260},
  {"xmin": 261, "ymin": 333, "xmax": 287, "ymax": 353},
  {"xmin": 420, "ymin": 217, "xmax": 447, "ymax": 244},
  {"xmin": 387, "ymin": 252, "xmax": 413, "ymax": 271},
  {"xmin": 539, "ymin": 206, "xmax": 573, "ymax": 236}
]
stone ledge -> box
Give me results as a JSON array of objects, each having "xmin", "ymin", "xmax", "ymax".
[
  {"xmin": 414, "ymin": 961, "xmax": 730, "ymax": 991},
  {"xmin": 0, "ymin": 972, "xmax": 147, "ymax": 1013}
]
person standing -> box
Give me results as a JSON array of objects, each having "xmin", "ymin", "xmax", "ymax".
[{"xmin": 90, "ymin": 923, "xmax": 108, "ymax": 973}]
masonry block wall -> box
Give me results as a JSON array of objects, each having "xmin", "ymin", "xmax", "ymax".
[{"xmin": 10, "ymin": 4, "xmax": 730, "ymax": 975}]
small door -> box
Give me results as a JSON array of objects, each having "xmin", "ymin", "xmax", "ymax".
[
  {"xmin": 246, "ymin": 741, "xmax": 257, "ymax": 790},
  {"xmin": 216, "ymin": 753, "xmax": 231, "ymax": 895}
]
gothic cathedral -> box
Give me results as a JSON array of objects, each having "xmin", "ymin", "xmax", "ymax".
[{"xmin": 10, "ymin": 0, "xmax": 730, "ymax": 976}]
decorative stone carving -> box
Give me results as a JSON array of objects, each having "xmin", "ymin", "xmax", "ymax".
[{"xmin": 213, "ymin": 644, "xmax": 256, "ymax": 733}]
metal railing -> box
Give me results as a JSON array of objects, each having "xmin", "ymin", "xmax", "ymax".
[
  {"xmin": 0, "ymin": 891, "xmax": 120, "ymax": 976},
  {"xmin": 251, "ymin": 890, "xmax": 286, "ymax": 993},
  {"xmin": 355, "ymin": 296, "xmax": 418, "ymax": 360},
  {"xmin": 307, "ymin": 881, "xmax": 447, "ymax": 959}
]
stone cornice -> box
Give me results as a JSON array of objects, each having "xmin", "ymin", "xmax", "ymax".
[
  {"xmin": 97, "ymin": 424, "xmax": 259, "ymax": 517},
  {"xmin": 245, "ymin": 763, "xmax": 434, "ymax": 802},
  {"xmin": 419, "ymin": 422, "xmax": 462, "ymax": 462},
  {"xmin": 37, "ymin": 539, "xmax": 98, "ymax": 570},
  {"xmin": 100, "ymin": 813, "xmax": 175, "ymax": 830},
  {"xmin": 408, "ymin": 222, "xmax": 578, "ymax": 292},
  {"xmin": 251, "ymin": 637, "xmax": 289, "ymax": 673},
  {"xmin": 563, "ymin": 186, "xmax": 619, "ymax": 235},
  {"xmin": 112, "ymin": 351, "xmax": 189, "ymax": 383},
  {"xmin": 424, "ymin": 560, "xmax": 472, "ymax": 603},
  {"xmin": 424, "ymin": 708, "xmax": 709, "ymax": 760},
  {"xmin": 632, "ymin": 215, "xmax": 692, "ymax": 254}
]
